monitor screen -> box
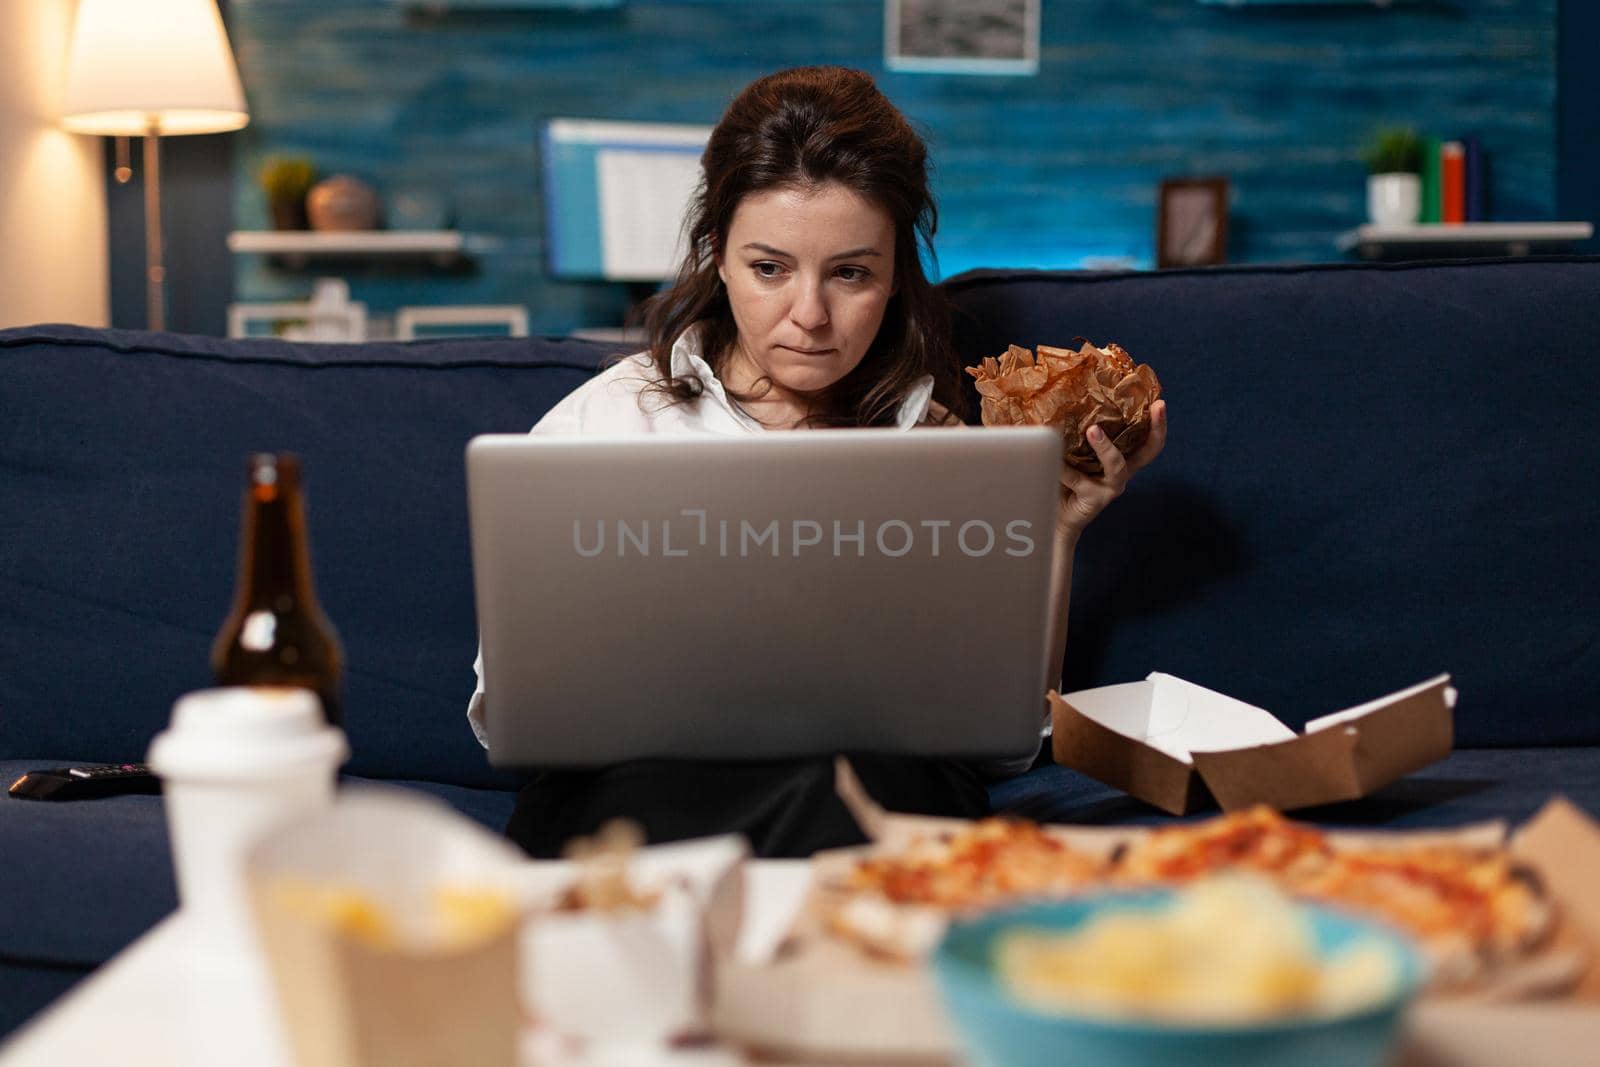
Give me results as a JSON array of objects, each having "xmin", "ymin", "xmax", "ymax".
[{"xmin": 542, "ymin": 119, "xmax": 712, "ymax": 282}]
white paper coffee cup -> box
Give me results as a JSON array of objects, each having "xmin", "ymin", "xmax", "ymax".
[{"xmin": 147, "ymin": 687, "xmax": 348, "ymax": 947}]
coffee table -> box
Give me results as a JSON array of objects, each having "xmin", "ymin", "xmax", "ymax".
[
  {"xmin": 2, "ymin": 862, "xmax": 1596, "ymax": 1067},
  {"xmin": 0, "ymin": 862, "xmax": 817, "ymax": 1067}
]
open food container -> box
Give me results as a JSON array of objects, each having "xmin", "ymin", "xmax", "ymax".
[
  {"xmin": 1050, "ymin": 673, "xmax": 1456, "ymax": 814},
  {"xmin": 709, "ymin": 761, "xmax": 1600, "ymax": 1064},
  {"xmin": 244, "ymin": 788, "xmax": 524, "ymax": 1067},
  {"xmin": 507, "ymin": 832, "xmax": 747, "ymax": 1045}
]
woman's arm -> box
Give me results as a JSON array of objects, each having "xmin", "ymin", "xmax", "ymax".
[
  {"xmin": 1045, "ymin": 400, "xmax": 1168, "ymax": 688},
  {"xmin": 1044, "ymin": 524, "xmax": 1080, "ymax": 692}
]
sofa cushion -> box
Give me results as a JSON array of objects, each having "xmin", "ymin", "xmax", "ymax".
[
  {"xmin": 989, "ymin": 747, "xmax": 1600, "ymax": 830},
  {"xmin": 0, "ymin": 963, "xmax": 87, "ymax": 1044},
  {"xmin": 0, "ymin": 765, "xmax": 176, "ymax": 970},
  {"xmin": 0, "ymin": 327, "xmax": 619, "ymax": 789},
  {"xmin": 0, "ymin": 758, "xmax": 518, "ymax": 1044},
  {"xmin": 945, "ymin": 257, "xmax": 1600, "ymax": 747},
  {"xmin": 0, "ymin": 759, "xmax": 521, "ymax": 970},
  {"xmin": 5, "ymin": 750, "xmax": 1594, "ymax": 973}
]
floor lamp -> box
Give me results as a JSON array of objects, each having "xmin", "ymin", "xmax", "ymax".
[{"xmin": 61, "ymin": 0, "xmax": 249, "ymax": 332}]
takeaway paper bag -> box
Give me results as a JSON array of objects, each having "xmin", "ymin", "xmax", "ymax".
[{"xmin": 244, "ymin": 788, "xmax": 525, "ymax": 1067}]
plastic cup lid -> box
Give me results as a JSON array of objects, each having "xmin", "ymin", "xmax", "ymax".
[{"xmin": 147, "ymin": 686, "xmax": 349, "ymax": 782}]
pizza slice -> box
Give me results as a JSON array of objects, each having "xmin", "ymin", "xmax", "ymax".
[
  {"xmin": 1290, "ymin": 844, "xmax": 1557, "ymax": 988},
  {"xmin": 847, "ymin": 818, "xmax": 1106, "ymax": 908},
  {"xmin": 1114, "ymin": 808, "xmax": 1564, "ymax": 990},
  {"xmin": 1113, "ymin": 806, "xmax": 1336, "ymax": 884},
  {"xmin": 824, "ymin": 818, "xmax": 1108, "ymax": 960}
]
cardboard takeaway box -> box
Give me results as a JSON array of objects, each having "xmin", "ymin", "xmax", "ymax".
[
  {"xmin": 710, "ymin": 766, "xmax": 1600, "ymax": 1065},
  {"xmin": 1049, "ymin": 672, "xmax": 1457, "ymax": 814},
  {"xmin": 244, "ymin": 790, "xmax": 525, "ymax": 1067}
]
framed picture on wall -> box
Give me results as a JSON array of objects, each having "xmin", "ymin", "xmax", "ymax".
[
  {"xmin": 394, "ymin": 305, "xmax": 529, "ymax": 340},
  {"xmin": 1157, "ymin": 178, "xmax": 1230, "ymax": 269},
  {"xmin": 886, "ymin": 0, "xmax": 1040, "ymax": 76}
]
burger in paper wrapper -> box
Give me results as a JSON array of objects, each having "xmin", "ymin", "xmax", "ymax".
[{"xmin": 966, "ymin": 341, "xmax": 1162, "ymax": 475}]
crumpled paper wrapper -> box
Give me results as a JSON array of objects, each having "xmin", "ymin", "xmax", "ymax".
[{"xmin": 966, "ymin": 340, "xmax": 1162, "ymax": 474}]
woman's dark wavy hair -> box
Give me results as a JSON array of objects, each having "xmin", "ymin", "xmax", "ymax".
[{"xmin": 639, "ymin": 65, "xmax": 964, "ymax": 427}]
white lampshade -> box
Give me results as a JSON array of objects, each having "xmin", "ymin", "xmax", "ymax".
[{"xmin": 62, "ymin": 0, "xmax": 249, "ymax": 137}]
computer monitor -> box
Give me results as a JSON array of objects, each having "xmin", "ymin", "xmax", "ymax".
[{"xmin": 541, "ymin": 119, "xmax": 712, "ymax": 282}]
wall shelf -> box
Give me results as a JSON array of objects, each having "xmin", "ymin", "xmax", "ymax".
[
  {"xmin": 1198, "ymin": 0, "xmax": 1412, "ymax": 7},
  {"xmin": 227, "ymin": 231, "xmax": 466, "ymax": 268},
  {"xmin": 394, "ymin": 0, "xmax": 621, "ymax": 11},
  {"xmin": 1336, "ymin": 222, "xmax": 1593, "ymax": 259}
]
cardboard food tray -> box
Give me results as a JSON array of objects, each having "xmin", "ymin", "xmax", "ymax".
[
  {"xmin": 710, "ymin": 761, "xmax": 1600, "ymax": 1063},
  {"xmin": 1050, "ymin": 672, "xmax": 1457, "ymax": 814},
  {"xmin": 244, "ymin": 789, "xmax": 525, "ymax": 1067}
]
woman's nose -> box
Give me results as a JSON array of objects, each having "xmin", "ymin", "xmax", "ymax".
[{"xmin": 788, "ymin": 278, "xmax": 829, "ymax": 331}]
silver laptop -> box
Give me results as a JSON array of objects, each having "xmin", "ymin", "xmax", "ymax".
[{"xmin": 466, "ymin": 427, "xmax": 1062, "ymax": 766}]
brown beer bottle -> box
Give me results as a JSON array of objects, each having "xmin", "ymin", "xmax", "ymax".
[{"xmin": 211, "ymin": 453, "xmax": 345, "ymax": 726}]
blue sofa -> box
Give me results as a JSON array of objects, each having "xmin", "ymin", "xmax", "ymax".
[{"xmin": 4, "ymin": 257, "xmax": 1598, "ymax": 1039}]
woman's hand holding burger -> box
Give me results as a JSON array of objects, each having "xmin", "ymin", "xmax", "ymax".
[
  {"xmin": 966, "ymin": 340, "xmax": 1167, "ymax": 539},
  {"xmin": 1057, "ymin": 398, "xmax": 1166, "ymax": 538}
]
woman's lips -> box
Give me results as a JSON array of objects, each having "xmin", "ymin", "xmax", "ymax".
[{"xmin": 781, "ymin": 345, "xmax": 836, "ymax": 355}]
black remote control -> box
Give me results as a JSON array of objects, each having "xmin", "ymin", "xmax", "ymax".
[{"xmin": 8, "ymin": 763, "xmax": 162, "ymax": 801}]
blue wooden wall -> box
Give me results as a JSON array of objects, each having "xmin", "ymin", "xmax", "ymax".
[{"xmin": 228, "ymin": 0, "xmax": 1556, "ymax": 333}]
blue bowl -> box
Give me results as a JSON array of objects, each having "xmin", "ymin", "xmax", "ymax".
[{"xmin": 930, "ymin": 891, "xmax": 1427, "ymax": 1067}]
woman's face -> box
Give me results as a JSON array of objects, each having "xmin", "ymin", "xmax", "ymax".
[{"xmin": 716, "ymin": 182, "xmax": 897, "ymax": 414}]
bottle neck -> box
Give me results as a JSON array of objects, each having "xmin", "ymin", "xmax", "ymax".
[{"xmin": 234, "ymin": 459, "xmax": 320, "ymax": 613}]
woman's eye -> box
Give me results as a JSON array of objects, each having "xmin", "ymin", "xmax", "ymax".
[
  {"xmin": 836, "ymin": 266, "xmax": 869, "ymax": 283},
  {"xmin": 753, "ymin": 261, "xmax": 785, "ymax": 279}
]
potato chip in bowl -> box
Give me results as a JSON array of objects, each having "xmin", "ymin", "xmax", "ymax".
[
  {"xmin": 931, "ymin": 876, "xmax": 1426, "ymax": 1067},
  {"xmin": 996, "ymin": 876, "xmax": 1402, "ymax": 1024}
]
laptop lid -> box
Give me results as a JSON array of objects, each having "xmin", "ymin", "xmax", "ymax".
[{"xmin": 466, "ymin": 427, "xmax": 1062, "ymax": 766}]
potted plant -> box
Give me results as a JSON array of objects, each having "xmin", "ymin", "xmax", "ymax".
[
  {"xmin": 1363, "ymin": 127, "xmax": 1423, "ymax": 227},
  {"xmin": 259, "ymin": 156, "xmax": 317, "ymax": 231}
]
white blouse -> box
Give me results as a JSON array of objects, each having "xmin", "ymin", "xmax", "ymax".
[
  {"xmin": 525, "ymin": 329, "xmax": 941, "ymax": 438},
  {"xmin": 466, "ymin": 329, "xmax": 1043, "ymax": 777}
]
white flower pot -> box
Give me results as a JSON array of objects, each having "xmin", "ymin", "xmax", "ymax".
[{"xmin": 1367, "ymin": 172, "xmax": 1422, "ymax": 227}]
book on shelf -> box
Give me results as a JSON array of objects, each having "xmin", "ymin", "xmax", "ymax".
[
  {"xmin": 1440, "ymin": 140, "xmax": 1466, "ymax": 224},
  {"xmin": 1462, "ymin": 135, "xmax": 1487, "ymax": 222},
  {"xmin": 1420, "ymin": 135, "xmax": 1442, "ymax": 224},
  {"xmin": 1414, "ymin": 133, "xmax": 1488, "ymax": 226}
]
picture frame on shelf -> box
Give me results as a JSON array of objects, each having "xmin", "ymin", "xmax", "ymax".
[
  {"xmin": 227, "ymin": 279, "xmax": 368, "ymax": 342},
  {"xmin": 1157, "ymin": 177, "xmax": 1230, "ymax": 268},
  {"xmin": 885, "ymin": 0, "xmax": 1040, "ymax": 76},
  {"xmin": 394, "ymin": 305, "xmax": 530, "ymax": 340}
]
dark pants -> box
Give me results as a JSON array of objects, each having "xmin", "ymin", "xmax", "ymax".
[{"xmin": 504, "ymin": 754, "xmax": 991, "ymax": 859}]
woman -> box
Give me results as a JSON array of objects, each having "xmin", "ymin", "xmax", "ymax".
[{"xmin": 474, "ymin": 65, "xmax": 1167, "ymax": 857}]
